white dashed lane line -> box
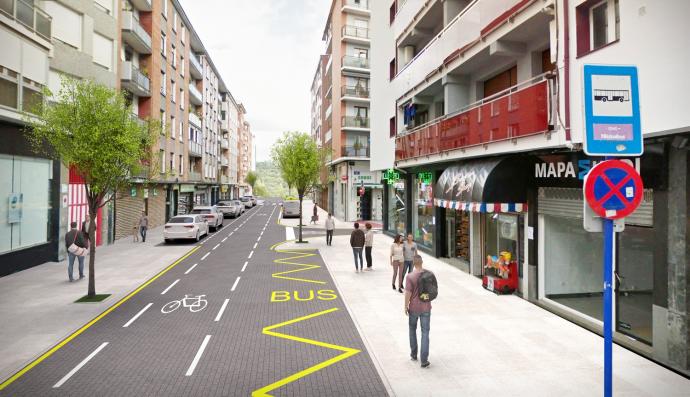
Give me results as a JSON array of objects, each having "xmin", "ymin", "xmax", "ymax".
[
  {"xmin": 241, "ymin": 261, "xmax": 248, "ymax": 272},
  {"xmin": 184, "ymin": 263, "xmax": 198, "ymax": 275},
  {"xmin": 231, "ymin": 277, "xmax": 241, "ymax": 292},
  {"xmin": 53, "ymin": 342, "xmax": 108, "ymax": 388},
  {"xmin": 161, "ymin": 279, "xmax": 179, "ymax": 295},
  {"xmin": 201, "ymin": 252, "xmax": 210, "ymax": 261},
  {"xmin": 123, "ymin": 303, "xmax": 153, "ymax": 328},
  {"xmin": 248, "ymin": 251, "xmax": 253, "ymax": 259},
  {"xmin": 214, "ymin": 299, "xmax": 230, "ymax": 322},
  {"xmin": 185, "ymin": 335, "xmax": 211, "ymax": 377},
  {"xmin": 253, "ymin": 242, "xmax": 258, "ymax": 249},
  {"xmin": 221, "ymin": 237, "xmax": 227, "ymax": 242},
  {"xmin": 212, "ymin": 244, "xmax": 220, "ymax": 250}
]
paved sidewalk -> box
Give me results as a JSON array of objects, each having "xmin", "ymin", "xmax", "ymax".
[
  {"xmin": 280, "ymin": 199, "xmax": 382, "ymax": 231},
  {"xmin": 281, "ymin": 233, "xmax": 690, "ymax": 396},
  {"xmin": 0, "ymin": 226, "xmax": 195, "ymax": 383}
]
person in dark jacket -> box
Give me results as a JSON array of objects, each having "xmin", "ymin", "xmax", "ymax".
[
  {"xmin": 81, "ymin": 214, "xmax": 91, "ymax": 243},
  {"xmin": 65, "ymin": 222, "xmax": 88, "ymax": 282},
  {"xmin": 350, "ymin": 222, "xmax": 365, "ymax": 272}
]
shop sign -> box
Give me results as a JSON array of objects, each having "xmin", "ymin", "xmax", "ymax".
[
  {"xmin": 221, "ymin": 185, "xmax": 228, "ymax": 193},
  {"xmin": 8, "ymin": 193, "xmax": 23, "ymax": 223},
  {"xmin": 341, "ymin": 175, "xmax": 348, "ymax": 181},
  {"xmin": 153, "ymin": 188, "xmax": 158, "ymax": 196},
  {"xmin": 180, "ymin": 184, "xmax": 195, "ymax": 193},
  {"xmin": 418, "ymin": 172, "xmax": 433, "ymax": 184},
  {"xmin": 383, "ymin": 169, "xmax": 400, "ymax": 184},
  {"xmin": 130, "ymin": 187, "xmax": 137, "ymax": 197},
  {"xmin": 393, "ymin": 182, "xmax": 405, "ymax": 190},
  {"xmin": 535, "ymin": 155, "xmax": 640, "ymax": 185}
]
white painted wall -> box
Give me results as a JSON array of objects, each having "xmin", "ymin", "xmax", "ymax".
[{"xmin": 569, "ymin": 0, "xmax": 690, "ymax": 140}]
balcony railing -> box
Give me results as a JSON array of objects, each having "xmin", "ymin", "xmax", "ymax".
[
  {"xmin": 341, "ymin": 145, "xmax": 370, "ymax": 158},
  {"xmin": 221, "ymin": 175, "xmax": 231, "ymax": 184},
  {"xmin": 341, "ymin": 85, "xmax": 369, "ymax": 99},
  {"xmin": 220, "ymin": 157, "xmax": 229, "ymax": 167},
  {"xmin": 188, "ymin": 141, "xmax": 202, "ymax": 157},
  {"xmin": 342, "ymin": 55, "xmax": 369, "ymax": 70},
  {"xmin": 0, "ymin": 0, "xmax": 51, "ymax": 41},
  {"xmin": 342, "ymin": 0, "xmax": 369, "ymax": 11},
  {"xmin": 189, "ymin": 54, "xmax": 202, "ymax": 80},
  {"xmin": 130, "ymin": 0, "xmax": 152, "ymax": 11},
  {"xmin": 395, "ymin": 77, "xmax": 550, "ymax": 162},
  {"xmin": 188, "ymin": 83, "xmax": 202, "ymax": 105},
  {"xmin": 188, "ymin": 170, "xmax": 202, "ymax": 181},
  {"xmin": 221, "ymin": 138, "xmax": 229, "ymax": 149},
  {"xmin": 121, "ymin": 11, "xmax": 152, "ymax": 54},
  {"xmin": 342, "ymin": 116, "xmax": 370, "ymax": 129},
  {"xmin": 120, "ymin": 61, "xmax": 150, "ymax": 97},
  {"xmin": 188, "ymin": 112, "xmax": 201, "ymax": 128},
  {"xmin": 341, "ymin": 25, "xmax": 369, "ymax": 40}
]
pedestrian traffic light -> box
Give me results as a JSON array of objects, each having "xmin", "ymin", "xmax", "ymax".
[{"xmin": 357, "ymin": 187, "xmax": 365, "ymax": 196}]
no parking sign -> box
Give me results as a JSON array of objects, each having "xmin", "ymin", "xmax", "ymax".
[{"xmin": 584, "ymin": 160, "xmax": 643, "ymax": 219}]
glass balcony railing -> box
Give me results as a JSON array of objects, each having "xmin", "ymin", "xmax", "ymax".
[
  {"xmin": 188, "ymin": 141, "xmax": 202, "ymax": 157},
  {"xmin": 120, "ymin": 61, "xmax": 150, "ymax": 96},
  {"xmin": 341, "ymin": 145, "xmax": 370, "ymax": 158},
  {"xmin": 342, "ymin": 116, "xmax": 370, "ymax": 129},
  {"xmin": 0, "ymin": 0, "xmax": 52, "ymax": 40},
  {"xmin": 342, "ymin": 55, "xmax": 369, "ymax": 69},
  {"xmin": 341, "ymin": 25, "xmax": 369, "ymax": 39},
  {"xmin": 121, "ymin": 11, "xmax": 151, "ymax": 53},
  {"xmin": 341, "ymin": 85, "xmax": 369, "ymax": 99}
]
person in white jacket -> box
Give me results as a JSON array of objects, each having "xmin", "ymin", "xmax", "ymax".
[
  {"xmin": 390, "ymin": 234, "xmax": 404, "ymax": 292},
  {"xmin": 325, "ymin": 213, "xmax": 335, "ymax": 246}
]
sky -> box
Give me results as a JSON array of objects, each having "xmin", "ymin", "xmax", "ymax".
[{"xmin": 179, "ymin": 0, "xmax": 331, "ymax": 163}]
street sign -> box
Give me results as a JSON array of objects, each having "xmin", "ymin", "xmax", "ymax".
[
  {"xmin": 584, "ymin": 160, "xmax": 643, "ymax": 219},
  {"xmin": 583, "ymin": 65, "xmax": 642, "ymax": 157}
]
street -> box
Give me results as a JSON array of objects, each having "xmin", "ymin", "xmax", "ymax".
[{"xmin": 0, "ymin": 201, "xmax": 385, "ymax": 396}]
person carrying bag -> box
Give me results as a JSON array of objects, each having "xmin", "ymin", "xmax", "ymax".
[{"xmin": 65, "ymin": 222, "xmax": 88, "ymax": 282}]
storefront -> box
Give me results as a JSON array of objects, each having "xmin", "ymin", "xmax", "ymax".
[
  {"xmin": 412, "ymin": 171, "xmax": 435, "ymax": 250},
  {"xmin": 178, "ymin": 185, "xmax": 195, "ymax": 215},
  {"xmin": 384, "ymin": 169, "xmax": 406, "ymax": 237}
]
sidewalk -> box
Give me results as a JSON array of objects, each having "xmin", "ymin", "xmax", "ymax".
[
  {"xmin": 280, "ymin": 199, "xmax": 382, "ymax": 231},
  {"xmin": 280, "ymin": 233, "xmax": 690, "ymax": 396},
  {"xmin": 0, "ymin": 226, "xmax": 194, "ymax": 382}
]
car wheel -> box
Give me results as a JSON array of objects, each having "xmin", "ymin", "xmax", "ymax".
[
  {"xmin": 195, "ymin": 232, "xmax": 200, "ymax": 242},
  {"xmin": 164, "ymin": 239, "xmax": 171, "ymax": 244}
]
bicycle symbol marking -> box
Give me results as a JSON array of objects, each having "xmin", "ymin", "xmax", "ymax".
[{"xmin": 161, "ymin": 294, "xmax": 208, "ymax": 314}]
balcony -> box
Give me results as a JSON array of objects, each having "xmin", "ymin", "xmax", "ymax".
[
  {"xmin": 121, "ymin": 11, "xmax": 151, "ymax": 54},
  {"xmin": 189, "ymin": 54, "xmax": 202, "ymax": 80},
  {"xmin": 341, "ymin": 55, "xmax": 369, "ymax": 73},
  {"xmin": 188, "ymin": 141, "xmax": 202, "ymax": 157},
  {"xmin": 120, "ymin": 61, "xmax": 150, "ymax": 97},
  {"xmin": 188, "ymin": 170, "xmax": 202, "ymax": 181},
  {"xmin": 130, "ymin": 0, "xmax": 152, "ymax": 11},
  {"xmin": 188, "ymin": 83, "xmax": 202, "ymax": 106},
  {"xmin": 189, "ymin": 112, "xmax": 201, "ymax": 128},
  {"xmin": 342, "ymin": 0, "xmax": 369, "ymax": 16},
  {"xmin": 342, "ymin": 116, "xmax": 369, "ymax": 130},
  {"xmin": 0, "ymin": 0, "xmax": 52, "ymax": 41},
  {"xmin": 395, "ymin": 78, "xmax": 550, "ymax": 162},
  {"xmin": 221, "ymin": 138, "xmax": 229, "ymax": 149},
  {"xmin": 221, "ymin": 175, "xmax": 231, "ymax": 184},
  {"xmin": 341, "ymin": 145, "xmax": 370, "ymax": 158},
  {"xmin": 341, "ymin": 85, "xmax": 369, "ymax": 102},
  {"xmin": 341, "ymin": 25, "xmax": 369, "ymax": 45},
  {"xmin": 220, "ymin": 157, "xmax": 229, "ymax": 167}
]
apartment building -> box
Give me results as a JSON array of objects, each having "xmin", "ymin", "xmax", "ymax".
[
  {"xmin": 310, "ymin": 55, "xmax": 328, "ymax": 204},
  {"xmin": 220, "ymin": 91, "xmax": 240, "ymax": 200},
  {"xmin": 372, "ymin": 0, "xmax": 690, "ymax": 375},
  {"xmin": 314, "ymin": 0, "xmax": 381, "ymax": 222},
  {"xmin": 236, "ymin": 104, "xmax": 253, "ymax": 196},
  {"xmin": 0, "ymin": 0, "xmax": 56, "ymax": 275}
]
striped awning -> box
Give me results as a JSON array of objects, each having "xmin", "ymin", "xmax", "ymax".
[{"xmin": 434, "ymin": 198, "xmax": 527, "ymax": 213}]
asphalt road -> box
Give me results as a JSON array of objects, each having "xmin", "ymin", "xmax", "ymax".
[{"xmin": 1, "ymin": 200, "xmax": 387, "ymax": 396}]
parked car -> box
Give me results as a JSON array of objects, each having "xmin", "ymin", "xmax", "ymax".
[
  {"xmin": 164, "ymin": 215, "xmax": 209, "ymax": 243},
  {"xmin": 190, "ymin": 206, "xmax": 223, "ymax": 231},
  {"xmin": 244, "ymin": 195, "xmax": 257, "ymax": 206},
  {"xmin": 232, "ymin": 200, "xmax": 245, "ymax": 216},
  {"xmin": 216, "ymin": 200, "xmax": 242, "ymax": 218},
  {"xmin": 240, "ymin": 196, "xmax": 253, "ymax": 208},
  {"xmin": 282, "ymin": 199, "xmax": 301, "ymax": 218},
  {"xmin": 256, "ymin": 196, "xmax": 265, "ymax": 205}
]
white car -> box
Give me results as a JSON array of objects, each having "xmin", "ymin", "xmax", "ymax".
[
  {"xmin": 282, "ymin": 200, "xmax": 301, "ymax": 218},
  {"xmin": 190, "ymin": 206, "xmax": 223, "ymax": 231},
  {"xmin": 164, "ymin": 215, "xmax": 209, "ymax": 243},
  {"xmin": 240, "ymin": 196, "xmax": 253, "ymax": 208},
  {"xmin": 216, "ymin": 200, "xmax": 242, "ymax": 218}
]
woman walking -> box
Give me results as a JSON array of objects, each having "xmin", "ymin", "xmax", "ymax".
[{"xmin": 390, "ymin": 234, "xmax": 405, "ymax": 293}]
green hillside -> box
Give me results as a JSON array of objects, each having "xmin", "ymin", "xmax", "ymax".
[{"xmin": 255, "ymin": 161, "xmax": 291, "ymax": 198}]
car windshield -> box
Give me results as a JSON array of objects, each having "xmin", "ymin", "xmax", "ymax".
[
  {"xmin": 233, "ymin": 201, "xmax": 242, "ymax": 205},
  {"xmin": 168, "ymin": 217, "xmax": 194, "ymax": 223},
  {"xmin": 240, "ymin": 197, "xmax": 249, "ymax": 201},
  {"xmin": 217, "ymin": 202, "xmax": 231, "ymax": 206},
  {"xmin": 190, "ymin": 209, "xmax": 211, "ymax": 214}
]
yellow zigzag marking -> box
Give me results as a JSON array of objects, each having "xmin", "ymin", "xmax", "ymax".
[
  {"xmin": 251, "ymin": 308, "xmax": 360, "ymax": 397},
  {"xmin": 272, "ymin": 247, "xmax": 326, "ymax": 285}
]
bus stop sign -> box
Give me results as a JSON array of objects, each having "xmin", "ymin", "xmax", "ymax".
[
  {"xmin": 583, "ymin": 65, "xmax": 642, "ymax": 157},
  {"xmin": 584, "ymin": 160, "xmax": 643, "ymax": 220}
]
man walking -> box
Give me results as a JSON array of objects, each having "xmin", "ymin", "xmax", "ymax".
[
  {"xmin": 350, "ymin": 222, "xmax": 365, "ymax": 272},
  {"xmin": 138, "ymin": 211, "xmax": 148, "ymax": 242},
  {"xmin": 81, "ymin": 214, "xmax": 91, "ymax": 244},
  {"xmin": 402, "ymin": 233, "xmax": 418, "ymax": 283},
  {"xmin": 364, "ymin": 222, "xmax": 374, "ymax": 271},
  {"xmin": 311, "ymin": 203, "xmax": 319, "ymax": 224},
  {"xmin": 325, "ymin": 213, "xmax": 335, "ymax": 246},
  {"xmin": 65, "ymin": 222, "xmax": 87, "ymax": 282},
  {"xmin": 404, "ymin": 254, "xmax": 431, "ymax": 368}
]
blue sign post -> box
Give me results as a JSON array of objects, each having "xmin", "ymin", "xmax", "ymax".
[{"xmin": 583, "ymin": 65, "xmax": 643, "ymax": 397}]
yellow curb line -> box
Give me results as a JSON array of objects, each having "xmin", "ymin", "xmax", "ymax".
[
  {"xmin": 0, "ymin": 245, "xmax": 200, "ymax": 391},
  {"xmin": 251, "ymin": 308, "xmax": 360, "ymax": 397},
  {"xmin": 271, "ymin": 242, "xmax": 325, "ymax": 284}
]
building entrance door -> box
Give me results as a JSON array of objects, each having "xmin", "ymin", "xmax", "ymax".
[
  {"xmin": 445, "ymin": 216, "xmax": 456, "ymax": 258},
  {"xmin": 360, "ymin": 188, "xmax": 372, "ymax": 220}
]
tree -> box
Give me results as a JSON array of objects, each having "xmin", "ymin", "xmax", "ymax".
[
  {"xmin": 26, "ymin": 78, "xmax": 156, "ymax": 298},
  {"xmin": 244, "ymin": 170, "xmax": 259, "ymax": 193},
  {"xmin": 271, "ymin": 132, "xmax": 323, "ymax": 243}
]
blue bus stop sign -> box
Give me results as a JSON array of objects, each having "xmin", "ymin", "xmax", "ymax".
[{"xmin": 583, "ymin": 65, "xmax": 642, "ymax": 157}]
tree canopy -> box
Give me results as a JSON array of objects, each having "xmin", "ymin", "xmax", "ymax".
[{"xmin": 244, "ymin": 170, "xmax": 258, "ymax": 190}]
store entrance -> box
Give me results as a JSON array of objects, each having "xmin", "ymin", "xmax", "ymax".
[
  {"xmin": 444, "ymin": 210, "xmax": 471, "ymax": 272},
  {"xmin": 360, "ymin": 188, "xmax": 372, "ymax": 220}
]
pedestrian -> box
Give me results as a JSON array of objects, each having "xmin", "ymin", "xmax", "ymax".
[
  {"xmin": 311, "ymin": 202, "xmax": 319, "ymax": 224},
  {"xmin": 138, "ymin": 211, "xmax": 148, "ymax": 242},
  {"xmin": 132, "ymin": 218, "xmax": 139, "ymax": 242},
  {"xmin": 390, "ymin": 234, "xmax": 404, "ymax": 292},
  {"xmin": 402, "ymin": 233, "xmax": 418, "ymax": 284},
  {"xmin": 81, "ymin": 214, "xmax": 91, "ymax": 243},
  {"xmin": 65, "ymin": 221, "xmax": 88, "ymax": 282},
  {"xmin": 364, "ymin": 222, "xmax": 374, "ymax": 271},
  {"xmin": 325, "ymin": 213, "xmax": 335, "ymax": 246},
  {"xmin": 405, "ymin": 254, "xmax": 432, "ymax": 368},
  {"xmin": 350, "ymin": 222, "xmax": 365, "ymax": 272}
]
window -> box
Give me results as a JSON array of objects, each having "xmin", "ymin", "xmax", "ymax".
[
  {"xmin": 160, "ymin": 110, "xmax": 166, "ymax": 134},
  {"xmin": 180, "ymin": 56, "xmax": 185, "ymax": 76},
  {"xmin": 0, "ymin": 67, "xmax": 19, "ymax": 109},
  {"xmin": 576, "ymin": 0, "xmax": 620, "ymax": 57},
  {"xmin": 162, "ymin": 0, "xmax": 168, "ymax": 18},
  {"xmin": 172, "ymin": 10, "xmax": 178, "ymax": 32},
  {"xmin": 22, "ymin": 78, "xmax": 43, "ymax": 115},
  {"xmin": 43, "ymin": 2, "xmax": 82, "ymax": 50},
  {"xmin": 389, "ymin": 116, "xmax": 396, "ymax": 137},
  {"xmin": 171, "ymin": 79, "xmax": 176, "ymax": 103},
  {"xmin": 389, "ymin": 58, "xmax": 396, "ymax": 80},
  {"xmin": 160, "ymin": 70, "xmax": 166, "ymax": 96},
  {"xmin": 179, "ymin": 120, "xmax": 183, "ymax": 140},
  {"xmin": 160, "ymin": 150, "xmax": 166, "ymax": 173},
  {"xmin": 160, "ymin": 32, "xmax": 167, "ymax": 57},
  {"xmin": 181, "ymin": 25, "xmax": 186, "ymax": 44},
  {"xmin": 171, "ymin": 115, "xmax": 176, "ymax": 138},
  {"xmin": 170, "ymin": 152, "xmax": 174, "ymax": 173},
  {"xmin": 179, "ymin": 155, "xmax": 183, "ymax": 175},
  {"xmin": 93, "ymin": 33, "xmax": 113, "ymax": 70},
  {"xmin": 171, "ymin": 45, "xmax": 177, "ymax": 69},
  {"xmin": 94, "ymin": 0, "xmax": 113, "ymax": 14}
]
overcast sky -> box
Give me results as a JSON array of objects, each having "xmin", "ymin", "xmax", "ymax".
[{"xmin": 179, "ymin": 0, "xmax": 331, "ymax": 163}]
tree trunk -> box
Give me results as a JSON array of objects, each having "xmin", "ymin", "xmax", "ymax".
[
  {"xmin": 87, "ymin": 205, "xmax": 97, "ymax": 297},
  {"xmin": 298, "ymin": 194, "xmax": 304, "ymax": 243}
]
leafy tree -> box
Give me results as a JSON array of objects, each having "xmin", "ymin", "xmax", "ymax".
[
  {"xmin": 26, "ymin": 78, "xmax": 156, "ymax": 298},
  {"xmin": 244, "ymin": 170, "xmax": 259, "ymax": 192},
  {"xmin": 271, "ymin": 131, "xmax": 323, "ymax": 242}
]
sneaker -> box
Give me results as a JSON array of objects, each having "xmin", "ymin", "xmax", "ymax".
[
  {"xmin": 410, "ymin": 355, "xmax": 418, "ymax": 361},
  {"xmin": 421, "ymin": 361, "xmax": 431, "ymax": 368},
  {"xmin": 392, "ymin": 284, "xmax": 396, "ymax": 290},
  {"xmin": 398, "ymin": 288, "xmax": 403, "ymax": 293},
  {"xmin": 79, "ymin": 275, "xmax": 85, "ymax": 279}
]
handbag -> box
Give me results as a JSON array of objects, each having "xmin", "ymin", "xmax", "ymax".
[{"xmin": 68, "ymin": 231, "xmax": 88, "ymax": 257}]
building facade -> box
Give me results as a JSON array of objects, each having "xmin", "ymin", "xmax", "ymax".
[
  {"xmin": 312, "ymin": 0, "xmax": 382, "ymax": 222},
  {"xmin": 236, "ymin": 104, "xmax": 253, "ymax": 197},
  {"xmin": 372, "ymin": 0, "xmax": 690, "ymax": 375}
]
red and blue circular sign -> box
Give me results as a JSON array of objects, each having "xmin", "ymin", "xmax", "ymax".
[{"xmin": 584, "ymin": 160, "xmax": 643, "ymax": 220}]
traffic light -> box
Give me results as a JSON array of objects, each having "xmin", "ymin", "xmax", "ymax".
[{"xmin": 357, "ymin": 187, "xmax": 365, "ymax": 196}]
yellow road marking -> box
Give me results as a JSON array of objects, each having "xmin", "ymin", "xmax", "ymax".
[
  {"xmin": 251, "ymin": 308, "xmax": 360, "ymax": 397},
  {"xmin": 0, "ymin": 246, "xmax": 200, "ymax": 391},
  {"xmin": 272, "ymin": 247, "xmax": 326, "ymax": 284}
]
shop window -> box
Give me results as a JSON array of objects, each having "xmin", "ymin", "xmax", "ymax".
[
  {"xmin": 412, "ymin": 174, "xmax": 434, "ymax": 250},
  {"xmin": 484, "ymin": 214, "xmax": 519, "ymax": 272},
  {"xmin": 386, "ymin": 179, "xmax": 406, "ymax": 236},
  {"xmin": 576, "ymin": 0, "xmax": 620, "ymax": 57},
  {"xmin": 617, "ymin": 226, "xmax": 654, "ymax": 344}
]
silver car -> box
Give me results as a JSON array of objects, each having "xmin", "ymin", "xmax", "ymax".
[
  {"xmin": 216, "ymin": 201, "xmax": 242, "ymax": 218},
  {"xmin": 190, "ymin": 206, "xmax": 223, "ymax": 231},
  {"xmin": 164, "ymin": 215, "xmax": 209, "ymax": 243}
]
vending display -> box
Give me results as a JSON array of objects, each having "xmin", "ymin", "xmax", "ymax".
[{"xmin": 482, "ymin": 251, "xmax": 518, "ymax": 294}]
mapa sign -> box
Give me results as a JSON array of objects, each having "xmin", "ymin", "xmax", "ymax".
[{"xmin": 583, "ymin": 65, "xmax": 642, "ymax": 157}]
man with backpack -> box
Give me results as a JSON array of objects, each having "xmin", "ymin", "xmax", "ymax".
[{"xmin": 404, "ymin": 254, "xmax": 437, "ymax": 368}]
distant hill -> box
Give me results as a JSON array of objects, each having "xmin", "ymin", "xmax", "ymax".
[{"xmin": 255, "ymin": 161, "xmax": 291, "ymax": 198}]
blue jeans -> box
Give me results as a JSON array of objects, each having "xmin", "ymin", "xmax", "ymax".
[
  {"xmin": 352, "ymin": 247, "xmax": 363, "ymax": 270},
  {"xmin": 402, "ymin": 260, "xmax": 413, "ymax": 281},
  {"xmin": 409, "ymin": 311, "xmax": 431, "ymax": 363},
  {"xmin": 68, "ymin": 252, "xmax": 85, "ymax": 281},
  {"xmin": 140, "ymin": 226, "xmax": 147, "ymax": 242}
]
